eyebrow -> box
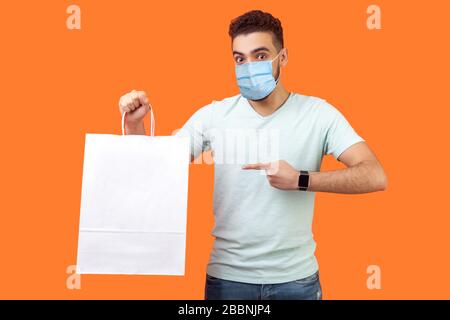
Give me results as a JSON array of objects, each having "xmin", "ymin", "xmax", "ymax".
[{"xmin": 232, "ymin": 47, "xmax": 271, "ymax": 56}]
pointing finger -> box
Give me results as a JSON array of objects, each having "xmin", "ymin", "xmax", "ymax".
[{"xmin": 241, "ymin": 162, "xmax": 270, "ymax": 170}]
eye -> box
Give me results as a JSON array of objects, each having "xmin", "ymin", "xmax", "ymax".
[
  {"xmin": 235, "ymin": 56, "xmax": 245, "ymax": 64},
  {"xmin": 257, "ymin": 54, "xmax": 267, "ymax": 60}
]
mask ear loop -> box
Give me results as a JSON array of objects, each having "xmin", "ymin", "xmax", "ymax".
[
  {"xmin": 121, "ymin": 104, "xmax": 155, "ymax": 136},
  {"xmin": 272, "ymin": 49, "xmax": 284, "ymax": 84},
  {"xmin": 275, "ymin": 67, "xmax": 282, "ymax": 84},
  {"xmin": 270, "ymin": 49, "xmax": 283, "ymax": 63}
]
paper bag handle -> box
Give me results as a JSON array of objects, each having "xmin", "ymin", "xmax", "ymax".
[{"xmin": 121, "ymin": 105, "xmax": 155, "ymax": 136}]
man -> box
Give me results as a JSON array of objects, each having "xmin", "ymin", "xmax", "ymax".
[{"xmin": 118, "ymin": 10, "xmax": 387, "ymax": 300}]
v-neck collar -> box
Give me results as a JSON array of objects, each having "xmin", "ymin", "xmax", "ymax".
[{"xmin": 243, "ymin": 92, "xmax": 293, "ymax": 120}]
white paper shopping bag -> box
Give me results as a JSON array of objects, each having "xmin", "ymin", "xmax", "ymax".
[{"xmin": 76, "ymin": 108, "xmax": 190, "ymax": 275}]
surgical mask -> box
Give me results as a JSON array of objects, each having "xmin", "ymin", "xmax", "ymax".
[{"xmin": 235, "ymin": 50, "xmax": 282, "ymax": 101}]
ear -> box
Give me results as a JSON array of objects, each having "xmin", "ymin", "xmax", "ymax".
[{"xmin": 280, "ymin": 48, "xmax": 288, "ymax": 67}]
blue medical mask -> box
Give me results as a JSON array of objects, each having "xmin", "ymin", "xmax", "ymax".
[{"xmin": 235, "ymin": 50, "xmax": 282, "ymax": 101}]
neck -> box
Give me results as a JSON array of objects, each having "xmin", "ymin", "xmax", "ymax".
[{"xmin": 248, "ymin": 82, "xmax": 290, "ymax": 117}]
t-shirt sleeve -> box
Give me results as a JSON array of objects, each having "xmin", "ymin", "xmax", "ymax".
[
  {"xmin": 321, "ymin": 99, "xmax": 365, "ymax": 160},
  {"xmin": 175, "ymin": 102, "xmax": 214, "ymax": 160}
]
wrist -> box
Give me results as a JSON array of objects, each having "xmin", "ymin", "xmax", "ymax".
[
  {"xmin": 125, "ymin": 119, "xmax": 145, "ymax": 135},
  {"xmin": 126, "ymin": 117, "xmax": 143, "ymax": 126},
  {"xmin": 292, "ymin": 171, "xmax": 301, "ymax": 190}
]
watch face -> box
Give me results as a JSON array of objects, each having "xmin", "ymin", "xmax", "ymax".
[{"xmin": 299, "ymin": 173, "xmax": 309, "ymax": 189}]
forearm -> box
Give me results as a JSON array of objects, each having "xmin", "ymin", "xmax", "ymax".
[
  {"xmin": 307, "ymin": 160, "xmax": 387, "ymax": 194},
  {"xmin": 125, "ymin": 120, "xmax": 146, "ymax": 135}
]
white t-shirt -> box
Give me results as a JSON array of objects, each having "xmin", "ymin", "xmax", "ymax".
[{"xmin": 176, "ymin": 92, "xmax": 365, "ymax": 284}]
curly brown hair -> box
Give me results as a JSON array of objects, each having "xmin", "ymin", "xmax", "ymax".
[{"xmin": 228, "ymin": 10, "xmax": 284, "ymax": 51}]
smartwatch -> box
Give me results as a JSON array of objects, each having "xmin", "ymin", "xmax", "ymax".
[{"xmin": 298, "ymin": 170, "xmax": 310, "ymax": 191}]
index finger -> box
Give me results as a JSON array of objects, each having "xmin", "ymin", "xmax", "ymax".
[{"xmin": 241, "ymin": 162, "xmax": 270, "ymax": 170}]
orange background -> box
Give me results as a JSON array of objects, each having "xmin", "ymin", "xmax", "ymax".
[{"xmin": 0, "ymin": 0, "xmax": 449, "ymax": 299}]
